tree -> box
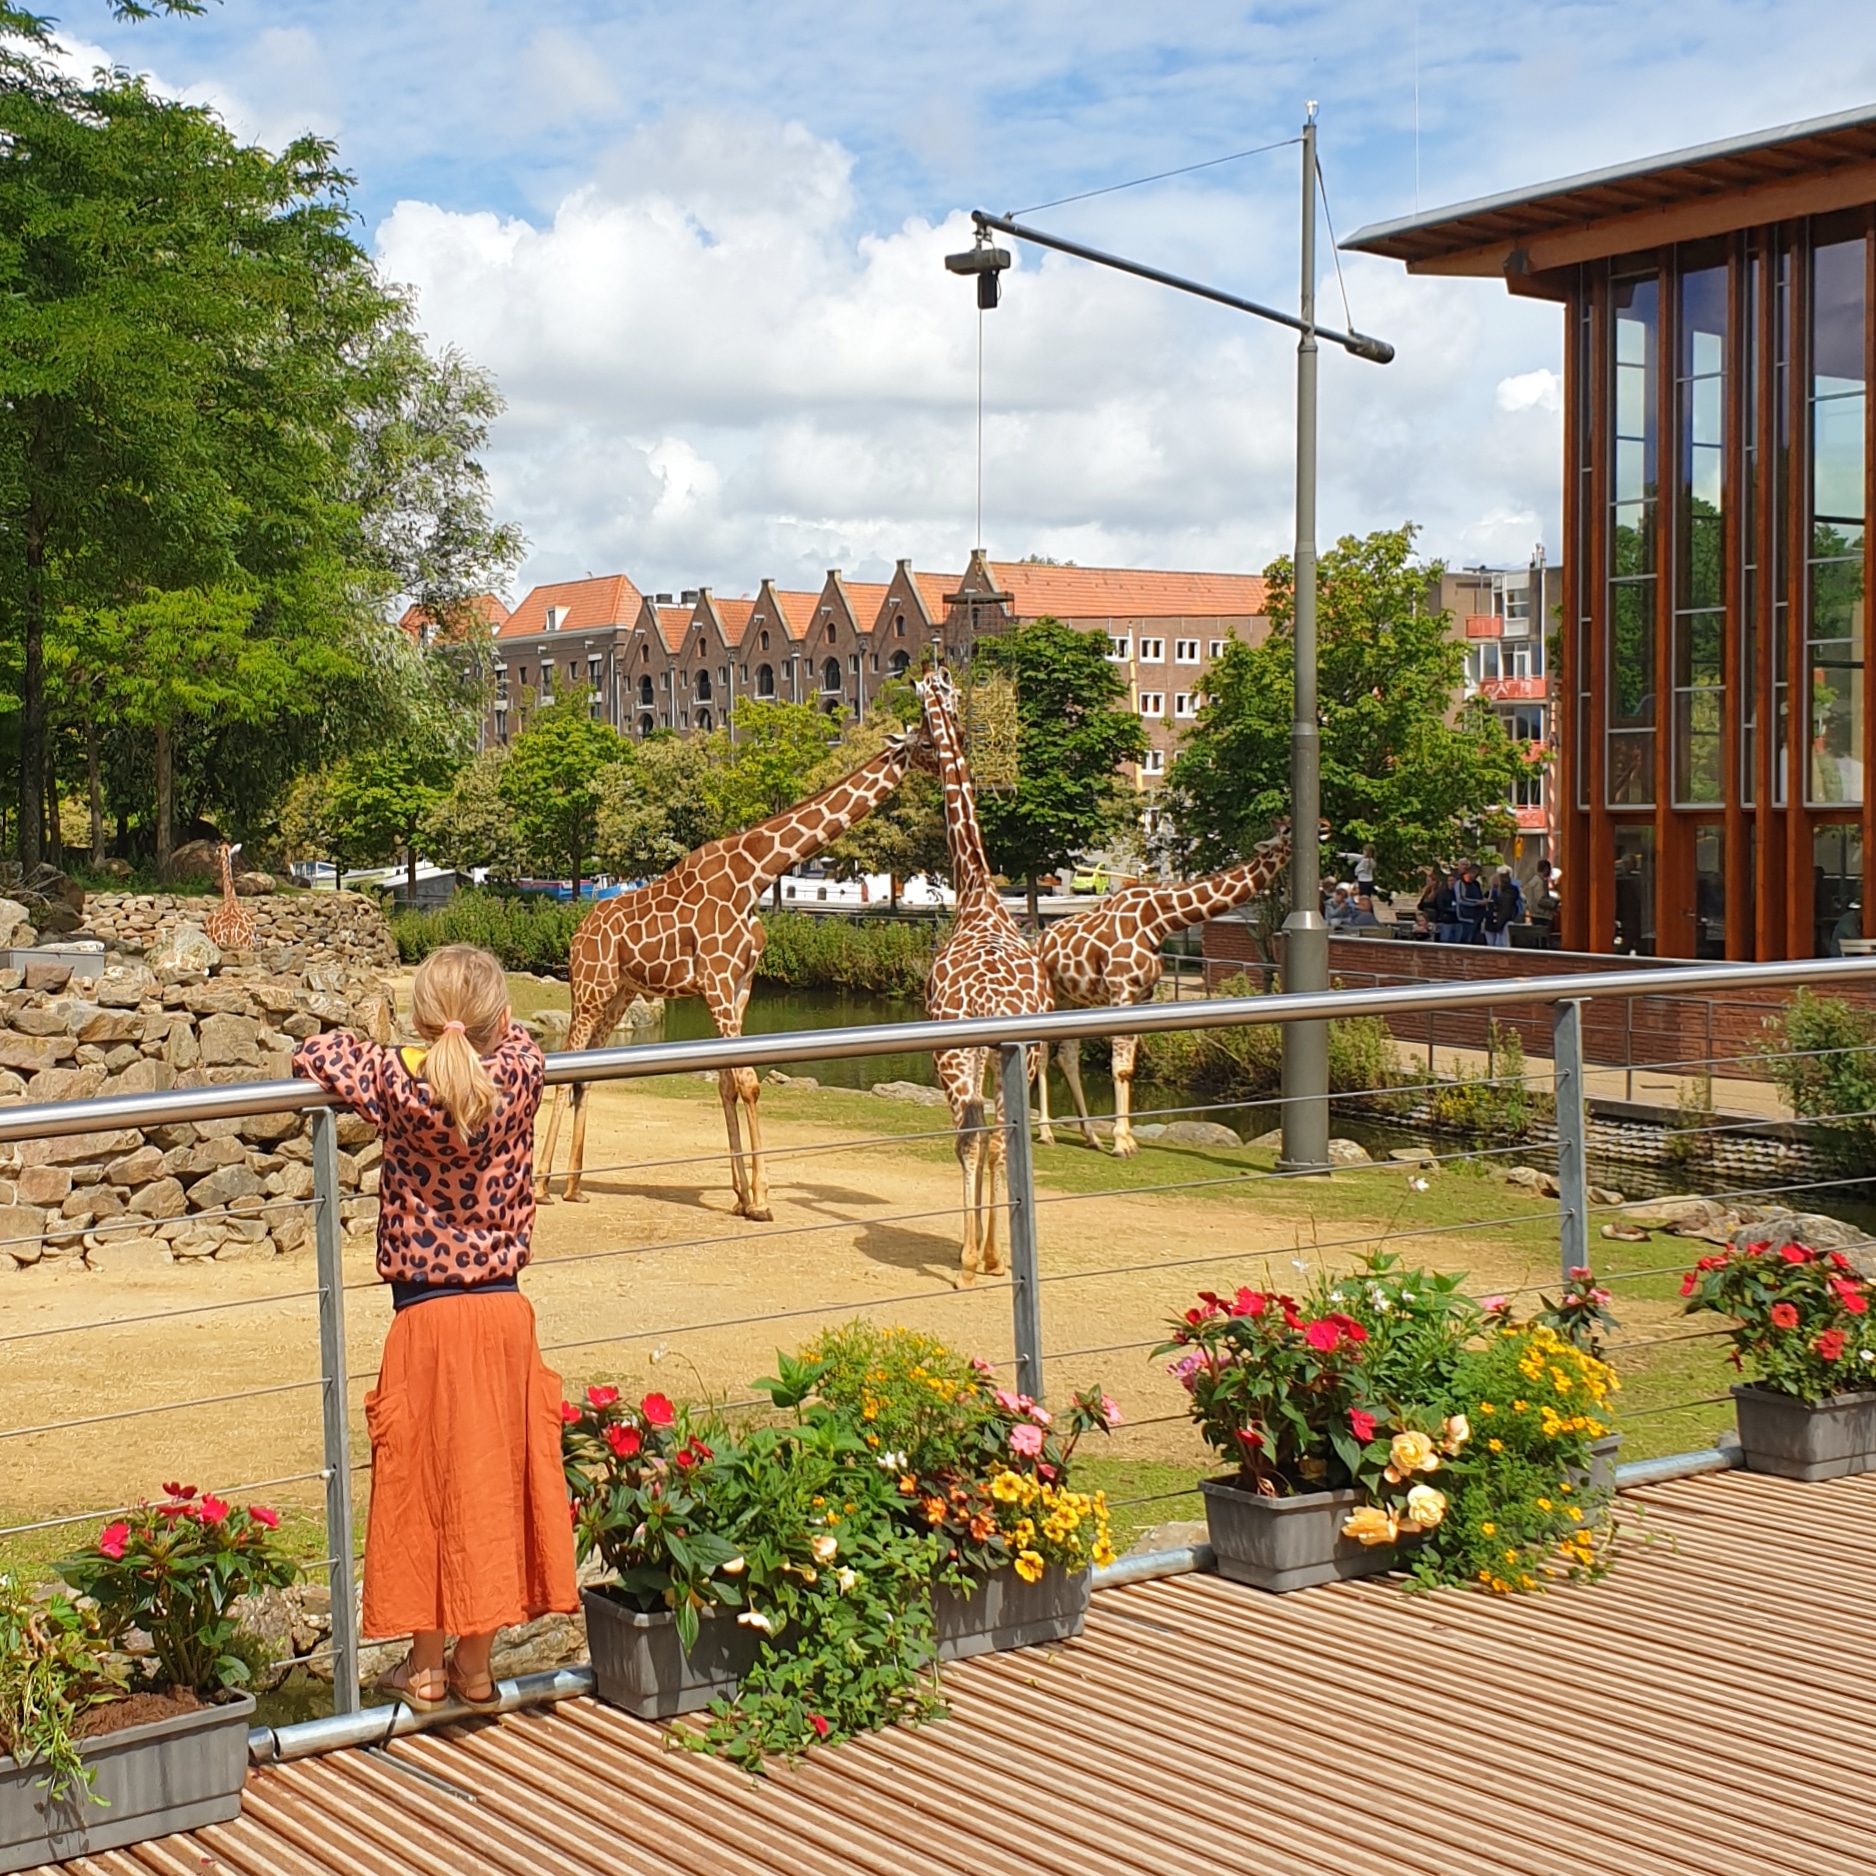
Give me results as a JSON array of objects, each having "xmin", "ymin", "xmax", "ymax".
[
  {"xmin": 716, "ymin": 700, "xmax": 838, "ymax": 829},
  {"xmin": 423, "ymin": 749, "xmax": 529, "ymax": 883},
  {"xmin": 971, "ymin": 618, "xmax": 1149, "ymax": 919},
  {"xmin": 1160, "ymin": 525, "xmax": 1545, "ymax": 888},
  {"xmin": 322, "ymin": 742, "xmax": 465, "ymax": 895},
  {"xmin": 809, "ymin": 690, "xmax": 950, "ymax": 904},
  {"xmin": 497, "ymin": 705, "xmax": 627, "ymax": 892},
  {"xmin": 594, "ymin": 735, "xmax": 724, "ymax": 882}
]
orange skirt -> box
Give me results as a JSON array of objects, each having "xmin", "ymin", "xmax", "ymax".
[{"xmin": 361, "ymin": 1290, "xmax": 578, "ymax": 1639}]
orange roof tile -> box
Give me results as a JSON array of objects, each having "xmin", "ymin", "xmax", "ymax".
[
  {"xmin": 768, "ymin": 587, "xmax": 821, "ymax": 641},
  {"xmin": 713, "ymin": 596, "xmax": 757, "ymax": 647},
  {"xmin": 834, "ymin": 579, "xmax": 890, "ymax": 627},
  {"xmin": 912, "ymin": 571, "xmax": 955, "ymax": 621},
  {"xmin": 398, "ymin": 593, "xmax": 509, "ymax": 640},
  {"xmin": 498, "ymin": 574, "xmax": 642, "ymax": 639},
  {"xmin": 987, "ymin": 562, "xmax": 1267, "ymax": 620},
  {"xmin": 656, "ymin": 606, "xmax": 691, "ymax": 655}
]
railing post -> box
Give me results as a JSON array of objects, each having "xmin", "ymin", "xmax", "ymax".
[
  {"xmin": 1001, "ymin": 1040, "xmax": 1045, "ymax": 1402},
  {"xmin": 311, "ymin": 1105, "xmax": 360, "ymax": 1714},
  {"xmin": 1553, "ymin": 999, "xmax": 1590, "ymax": 1282}
]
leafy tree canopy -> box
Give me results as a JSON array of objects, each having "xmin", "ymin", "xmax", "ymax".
[
  {"xmin": 594, "ymin": 734, "xmax": 726, "ymax": 882},
  {"xmin": 497, "ymin": 704, "xmax": 627, "ymax": 891},
  {"xmin": 1160, "ymin": 525, "xmax": 1544, "ymax": 890}
]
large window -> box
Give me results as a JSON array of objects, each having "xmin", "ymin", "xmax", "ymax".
[
  {"xmin": 1608, "ymin": 273, "xmax": 1659, "ymax": 804},
  {"xmin": 1613, "ymin": 824, "xmax": 1656, "ymax": 955},
  {"xmin": 1574, "ymin": 281, "xmax": 1593, "ymax": 812},
  {"xmin": 1807, "ymin": 229, "xmax": 1866, "ymax": 805},
  {"xmin": 1742, "ymin": 245, "xmax": 1762, "ymax": 805},
  {"xmin": 1673, "ymin": 259, "xmax": 1726, "ymax": 804}
]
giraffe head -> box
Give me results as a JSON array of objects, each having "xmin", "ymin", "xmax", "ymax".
[
  {"xmin": 884, "ymin": 711, "xmax": 938, "ymax": 774},
  {"xmin": 916, "ymin": 666, "xmax": 963, "ymax": 761}
]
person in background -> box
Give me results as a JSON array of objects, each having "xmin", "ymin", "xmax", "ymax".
[
  {"xmin": 293, "ymin": 943, "xmax": 577, "ymax": 1712},
  {"xmin": 1354, "ymin": 845, "xmax": 1377, "ymax": 896},
  {"xmin": 1414, "ymin": 866, "xmax": 1442, "ymax": 940},
  {"xmin": 1325, "ymin": 884, "xmax": 1360, "ymax": 930},
  {"xmin": 1531, "ymin": 860, "xmax": 1561, "ymax": 946},
  {"xmin": 1433, "ymin": 866, "xmax": 1460, "ymax": 943},
  {"xmin": 1484, "ymin": 863, "xmax": 1524, "ymax": 947},
  {"xmin": 1455, "ymin": 862, "xmax": 1488, "ymax": 945}
]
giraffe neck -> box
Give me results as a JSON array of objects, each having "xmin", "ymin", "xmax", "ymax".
[
  {"xmin": 220, "ymin": 849, "xmax": 236, "ymax": 906},
  {"xmin": 923, "ymin": 687, "xmax": 993, "ymax": 893},
  {"xmin": 732, "ymin": 742, "xmax": 912, "ymax": 888},
  {"xmin": 1138, "ymin": 842, "xmax": 1292, "ymax": 942}
]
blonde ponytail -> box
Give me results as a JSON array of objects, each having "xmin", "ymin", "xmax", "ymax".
[{"xmin": 410, "ymin": 944, "xmax": 510, "ymax": 1144}]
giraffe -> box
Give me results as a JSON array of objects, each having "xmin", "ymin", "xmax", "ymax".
[
  {"xmin": 537, "ymin": 723, "xmax": 932, "ymax": 1217},
  {"xmin": 201, "ymin": 842, "xmax": 257, "ymax": 952},
  {"xmin": 1035, "ymin": 820, "xmax": 1317, "ymax": 1155},
  {"xmin": 918, "ymin": 666, "xmax": 1052, "ymax": 1282}
]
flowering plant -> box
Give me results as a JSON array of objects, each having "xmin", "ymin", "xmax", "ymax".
[
  {"xmin": 0, "ymin": 1574, "xmax": 125, "ymax": 1797},
  {"xmin": 1155, "ymin": 1284, "xmax": 1375, "ymax": 1493},
  {"xmin": 1346, "ymin": 1324, "xmax": 1617, "ymax": 1593},
  {"xmin": 1682, "ymin": 1240, "xmax": 1876, "ymax": 1403},
  {"xmin": 782, "ymin": 1322, "xmax": 1119, "ymax": 1581},
  {"xmin": 1316, "ymin": 1253, "xmax": 1480, "ymax": 1410},
  {"xmin": 59, "ymin": 1485, "xmax": 296, "ymax": 1695},
  {"xmin": 1536, "ymin": 1266, "xmax": 1620, "ymax": 1359},
  {"xmin": 561, "ymin": 1386, "xmax": 743, "ymax": 1649}
]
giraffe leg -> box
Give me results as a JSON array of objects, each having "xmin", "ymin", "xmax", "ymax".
[
  {"xmin": 705, "ymin": 968, "xmax": 771, "ymax": 1222},
  {"xmin": 562, "ymin": 1083, "xmax": 593, "ymax": 1201},
  {"xmin": 536, "ymin": 1085, "xmax": 568, "ymax": 1203},
  {"xmin": 1035, "ymin": 1040, "xmax": 1058, "ymax": 1148},
  {"xmin": 937, "ymin": 1047, "xmax": 985, "ymax": 1282},
  {"xmin": 717, "ymin": 1068, "xmax": 753, "ymax": 1215},
  {"xmin": 1057, "ymin": 1039, "xmax": 1103, "ymax": 1151},
  {"xmin": 734, "ymin": 1066, "xmax": 770, "ymax": 1221},
  {"xmin": 1110, "ymin": 1033, "xmax": 1141, "ymax": 1158}
]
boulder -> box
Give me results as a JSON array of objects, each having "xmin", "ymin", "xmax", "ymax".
[
  {"xmin": 26, "ymin": 1065, "xmax": 108, "ymax": 1104},
  {"xmin": 1619, "ymin": 1195, "xmax": 1730, "ymax": 1233},
  {"xmin": 0, "ymin": 1032, "xmax": 73, "ymax": 1073},
  {"xmin": 84, "ymin": 1233, "xmax": 171, "ymax": 1271},
  {"xmin": 1731, "ymin": 1211, "xmax": 1875, "ymax": 1260},
  {"xmin": 0, "ymin": 1205, "xmax": 48, "ymax": 1265},
  {"xmin": 0, "ymin": 898, "xmax": 30, "ymax": 945},
  {"xmin": 147, "ymin": 923, "xmax": 220, "ymax": 978},
  {"xmin": 102, "ymin": 1058, "xmax": 175, "ymax": 1099},
  {"xmin": 22, "ymin": 960, "xmax": 72, "ymax": 993},
  {"xmin": 870, "ymin": 1080, "xmax": 951, "ymax": 1108},
  {"xmin": 1326, "ymin": 1137, "xmax": 1372, "ymax": 1166},
  {"xmin": 106, "ymin": 1146, "xmax": 167, "ymax": 1188},
  {"xmin": 127, "ymin": 1177, "xmax": 189, "ymax": 1220},
  {"xmin": 95, "ymin": 965, "xmax": 157, "ymax": 1009},
  {"xmin": 188, "ymin": 1163, "xmax": 264, "ymax": 1210},
  {"xmin": 12, "ymin": 1005, "xmax": 76, "ymax": 1037},
  {"xmin": 18, "ymin": 1128, "xmax": 140, "ymax": 1167},
  {"xmin": 1388, "ymin": 1146, "xmax": 1438, "ymax": 1168},
  {"xmin": 1503, "ymin": 1166, "xmax": 1561, "ymax": 1197},
  {"xmin": 16, "ymin": 1164, "xmax": 71, "ymax": 1206},
  {"xmin": 1159, "ymin": 1120, "xmax": 1244, "ymax": 1148},
  {"xmin": 165, "ymin": 839, "xmax": 225, "ymax": 882},
  {"xmin": 74, "ymin": 1006, "xmax": 144, "ymax": 1044},
  {"xmin": 233, "ymin": 871, "xmax": 276, "ymax": 896},
  {"xmin": 197, "ymin": 1012, "xmax": 261, "ymax": 1067},
  {"xmin": 237, "ymin": 1110, "xmax": 302, "ymax": 1144}
]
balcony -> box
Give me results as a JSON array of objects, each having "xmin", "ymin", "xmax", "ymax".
[
  {"xmin": 1480, "ymin": 676, "xmax": 1547, "ymax": 702},
  {"xmin": 1465, "ymin": 613, "xmax": 1504, "ymax": 638}
]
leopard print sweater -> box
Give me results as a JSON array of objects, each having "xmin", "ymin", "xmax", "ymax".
[{"xmin": 292, "ymin": 1024, "xmax": 544, "ymax": 1287}]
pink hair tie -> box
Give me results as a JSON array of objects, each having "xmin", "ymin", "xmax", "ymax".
[{"xmin": 440, "ymin": 1021, "xmax": 466, "ymax": 1035}]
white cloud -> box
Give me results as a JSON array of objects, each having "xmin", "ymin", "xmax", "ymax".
[{"xmin": 1496, "ymin": 368, "xmax": 1561, "ymax": 413}]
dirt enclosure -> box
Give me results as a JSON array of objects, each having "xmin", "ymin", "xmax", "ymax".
[{"xmin": 0, "ymin": 1060, "xmax": 1656, "ymax": 1554}]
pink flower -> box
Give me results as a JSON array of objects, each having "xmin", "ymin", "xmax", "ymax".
[
  {"xmin": 1100, "ymin": 1394, "xmax": 1123, "ymax": 1428},
  {"xmin": 1567, "ymin": 1266, "xmax": 1592, "ymax": 1281},
  {"xmin": 586, "ymin": 1385, "xmax": 620, "ymax": 1410},
  {"xmin": 1027, "ymin": 1404, "xmax": 1052, "ymax": 1426},
  {"xmin": 994, "ymin": 1388, "xmax": 1024, "ymax": 1414},
  {"xmin": 98, "ymin": 1521, "xmax": 129, "ymax": 1560},
  {"xmin": 248, "ymin": 1506, "xmax": 280, "ymax": 1530},
  {"xmin": 970, "ymin": 1356, "xmax": 997, "ymax": 1376},
  {"xmin": 1167, "ymin": 1351, "xmax": 1204, "ymax": 1392},
  {"xmin": 1009, "ymin": 1424, "xmax": 1044, "ymax": 1458},
  {"xmin": 1348, "ymin": 1408, "xmax": 1377, "ymax": 1443},
  {"xmin": 1480, "ymin": 1295, "xmax": 1507, "ymax": 1312}
]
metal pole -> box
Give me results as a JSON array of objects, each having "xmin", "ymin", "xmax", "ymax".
[
  {"xmin": 1000, "ymin": 1041, "xmax": 1045, "ymax": 1401},
  {"xmin": 311, "ymin": 1107, "xmax": 360, "ymax": 1715},
  {"xmin": 1280, "ymin": 101, "xmax": 1330, "ymax": 1174},
  {"xmin": 1553, "ymin": 999, "xmax": 1590, "ymax": 1281}
]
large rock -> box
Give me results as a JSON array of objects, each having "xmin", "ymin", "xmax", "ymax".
[
  {"xmin": 1326, "ymin": 1137, "xmax": 1372, "ymax": 1166},
  {"xmin": 0, "ymin": 1205, "xmax": 48, "ymax": 1265},
  {"xmin": 106, "ymin": 1145, "xmax": 166, "ymax": 1188},
  {"xmin": 84, "ymin": 1234, "xmax": 171, "ymax": 1271},
  {"xmin": 127, "ymin": 1177, "xmax": 189, "ymax": 1220},
  {"xmin": 871, "ymin": 1080, "xmax": 951, "ymax": 1108},
  {"xmin": 18, "ymin": 1127, "xmax": 140, "ymax": 1166},
  {"xmin": 233, "ymin": 871, "xmax": 276, "ymax": 896},
  {"xmin": 74, "ymin": 1006, "xmax": 144, "ymax": 1044},
  {"xmin": 0, "ymin": 898, "xmax": 30, "ymax": 945},
  {"xmin": 148, "ymin": 923, "xmax": 220, "ymax": 977},
  {"xmin": 1159, "ymin": 1120, "xmax": 1244, "ymax": 1148},
  {"xmin": 17, "ymin": 1164, "xmax": 71, "ymax": 1206},
  {"xmin": 0, "ymin": 1032, "xmax": 73, "ymax": 1073},
  {"xmin": 165, "ymin": 839, "xmax": 225, "ymax": 882},
  {"xmin": 11, "ymin": 1005, "xmax": 75, "ymax": 1037},
  {"xmin": 1619, "ymin": 1195, "xmax": 1731, "ymax": 1233},
  {"xmin": 1731, "ymin": 1211, "xmax": 1875, "ymax": 1260},
  {"xmin": 188, "ymin": 1163, "xmax": 264, "ymax": 1210},
  {"xmin": 197, "ymin": 1012, "xmax": 261, "ymax": 1067},
  {"xmin": 95, "ymin": 965, "xmax": 156, "ymax": 1008}
]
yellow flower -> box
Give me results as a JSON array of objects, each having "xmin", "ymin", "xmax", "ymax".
[
  {"xmin": 990, "ymin": 1472, "xmax": 1023, "ymax": 1504},
  {"xmin": 1536, "ymin": 1498, "xmax": 1553, "ymax": 1513},
  {"xmin": 1384, "ymin": 1430, "xmax": 1440, "ymax": 1482},
  {"xmin": 1400, "ymin": 1485, "xmax": 1448, "ymax": 1531},
  {"xmin": 1512, "ymin": 1400, "xmax": 1529, "ymax": 1412},
  {"xmin": 1478, "ymin": 1401, "xmax": 1496, "ymax": 1416},
  {"xmin": 1479, "ymin": 1522, "xmax": 1497, "ymax": 1537},
  {"xmin": 1013, "ymin": 1550, "xmax": 1045, "ymax": 1584},
  {"xmin": 1567, "ymin": 1506, "xmax": 1583, "ymax": 1522},
  {"xmin": 1487, "ymin": 1438, "xmax": 1504, "ymax": 1454},
  {"xmin": 1341, "ymin": 1505, "xmax": 1400, "ymax": 1548}
]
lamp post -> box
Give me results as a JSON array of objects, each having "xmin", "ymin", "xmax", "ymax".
[{"xmin": 949, "ymin": 106, "xmax": 1389, "ymax": 1171}]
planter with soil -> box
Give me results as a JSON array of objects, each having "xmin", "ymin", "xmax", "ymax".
[
  {"xmin": 933, "ymin": 1566, "xmax": 1091, "ymax": 1662},
  {"xmin": 0, "ymin": 1689, "xmax": 254, "ymax": 1875},
  {"xmin": 1732, "ymin": 1385, "xmax": 1876, "ymax": 1482},
  {"xmin": 581, "ymin": 1587, "xmax": 763, "ymax": 1720},
  {"xmin": 1200, "ymin": 1478, "xmax": 1401, "ymax": 1593}
]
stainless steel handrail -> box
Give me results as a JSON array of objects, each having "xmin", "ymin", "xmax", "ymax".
[{"xmin": 4, "ymin": 953, "xmax": 1872, "ymax": 1144}]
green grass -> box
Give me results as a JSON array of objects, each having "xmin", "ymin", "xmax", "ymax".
[
  {"xmin": 1073, "ymin": 1455, "xmax": 1207, "ymax": 1553},
  {"xmin": 0, "ymin": 1505, "xmax": 330, "ymax": 1593}
]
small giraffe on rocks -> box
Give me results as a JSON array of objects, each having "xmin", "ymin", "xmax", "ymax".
[
  {"xmin": 538, "ymin": 723, "xmax": 932, "ymax": 1216},
  {"xmin": 1036, "ymin": 821, "xmax": 1312, "ymax": 1155},
  {"xmin": 201, "ymin": 842, "xmax": 257, "ymax": 953},
  {"xmin": 919, "ymin": 666, "xmax": 1052, "ymax": 1282}
]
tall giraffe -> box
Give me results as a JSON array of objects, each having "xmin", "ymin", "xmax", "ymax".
[
  {"xmin": 919, "ymin": 667, "xmax": 1052, "ymax": 1282},
  {"xmin": 538, "ymin": 725, "xmax": 931, "ymax": 1216},
  {"xmin": 1035, "ymin": 821, "xmax": 1313, "ymax": 1155},
  {"xmin": 201, "ymin": 841, "xmax": 257, "ymax": 952}
]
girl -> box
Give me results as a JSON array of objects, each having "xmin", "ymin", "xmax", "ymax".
[{"xmin": 294, "ymin": 943, "xmax": 576, "ymax": 1710}]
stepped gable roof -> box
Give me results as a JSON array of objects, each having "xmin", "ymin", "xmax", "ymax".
[
  {"xmin": 987, "ymin": 562, "xmax": 1267, "ymax": 620},
  {"xmin": 656, "ymin": 606, "xmax": 691, "ymax": 654},
  {"xmin": 498, "ymin": 573, "xmax": 642, "ymax": 639}
]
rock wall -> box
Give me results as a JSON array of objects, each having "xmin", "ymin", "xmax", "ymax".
[
  {"xmin": 69, "ymin": 890, "xmax": 397, "ymax": 972},
  {"xmin": 0, "ymin": 953, "xmax": 397, "ymax": 1270}
]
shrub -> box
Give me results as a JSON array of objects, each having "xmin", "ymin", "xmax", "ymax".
[
  {"xmin": 389, "ymin": 890, "xmax": 583, "ymax": 972},
  {"xmin": 1427, "ymin": 1018, "xmax": 1543, "ymax": 1140},
  {"xmin": 1755, "ymin": 989, "xmax": 1876, "ymax": 1173},
  {"xmin": 1681, "ymin": 1239, "xmax": 1876, "ymax": 1403}
]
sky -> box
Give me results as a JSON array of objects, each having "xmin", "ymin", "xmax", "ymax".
[{"xmin": 55, "ymin": 0, "xmax": 1876, "ymax": 601}]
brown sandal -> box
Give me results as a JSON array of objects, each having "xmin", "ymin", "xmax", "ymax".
[
  {"xmin": 375, "ymin": 1657, "xmax": 448, "ymax": 1712},
  {"xmin": 447, "ymin": 1668, "xmax": 502, "ymax": 1712}
]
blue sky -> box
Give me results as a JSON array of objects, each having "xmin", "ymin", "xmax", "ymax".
[{"xmin": 63, "ymin": 0, "xmax": 1876, "ymax": 598}]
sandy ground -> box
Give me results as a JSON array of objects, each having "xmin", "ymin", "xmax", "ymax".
[{"xmin": 0, "ymin": 1062, "xmax": 1660, "ymax": 1544}]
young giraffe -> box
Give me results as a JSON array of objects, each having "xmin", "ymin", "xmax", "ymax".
[
  {"xmin": 1035, "ymin": 821, "xmax": 1314, "ymax": 1155},
  {"xmin": 919, "ymin": 667, "xmax": 1052, "ymax": 1282},
  {"xmin": 537, "ymin": 724, "xmax": 931, "ymax": 1217},
  {"xmin": 201, "ymin": 842, "xmax": 257, "ymax": 952}
]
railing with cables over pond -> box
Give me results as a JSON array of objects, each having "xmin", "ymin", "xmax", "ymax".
[{"xmin": 2, "ymin": 951, "xmax": 1874, "ymax": 1724}]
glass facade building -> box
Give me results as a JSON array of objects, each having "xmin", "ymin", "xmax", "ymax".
[{"xmin": 1349, "ymin": 108, "xmax": 1876, "ymax": 958}]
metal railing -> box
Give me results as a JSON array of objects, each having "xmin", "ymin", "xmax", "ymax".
[{"xmin": 3, "ymin": 951, "xmax": 1875, "ymax": 1726}]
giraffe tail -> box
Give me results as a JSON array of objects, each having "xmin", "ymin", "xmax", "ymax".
[{"xmin": 958, "ymin": 1098, "xmax": 985, "ymax": 1164}]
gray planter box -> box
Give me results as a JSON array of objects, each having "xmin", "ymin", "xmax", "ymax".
[
  {"xmin": 934, "ymin": 1567, "xmax": 1090, "ymax": 1662},
  {"xmin": 1566, "ymin": 1431, "xmax": 1623, "ymax": 1495},
  {"xmin": 1201, "ymin": 1477, "xmax": 1400, "ymax": 1593},
  {"xmin": 0, "ymin": 1691, "xmax": 254, "ymax": 1875},
  {"xmin": 1733, "ymin": 1384, "xmax": 1876, "ymax": 1482},
  {"xmin": 582, "ymin": 1586, "xmax": 763, "ymax": 1720}
]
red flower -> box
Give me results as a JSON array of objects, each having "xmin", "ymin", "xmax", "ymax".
[
  {"xmin": 1233, "ymin": 1287, "xmax": 1268, "ymax": 1318},
  {"xmin": 1779, "ymin": 1245, "xmax": 1813, "ymax": 1265},
  {"xmin": 686, "ymin": 1439, "xmax": 713, "ymax": 1463},
  {"xmin": 197, "ymin": 1495, "xmax": 230, "ymax": 1526},
  {"xmin": 585, "ymin": 1385, "xmax": 620, "ymax": 1410},
  {"xmin": 605, "ymin": 1423, "xmax": 642, "ymax": 1459},
  {"xmin": 98, "ymin": 1521, "xmax": 130, "ymax": 1560},
  {"xmin": 1184, "ymin": 1304, "xmax": 1211, "ymax": 1326},
  {"xmin": 1829, "ymin": 1251, "xmax": 1855, "ymax": 1272},
  {"xmin": 1279, "ymin": 1299, "xmax": 1303, "ymax": 1330},
  {"xmin": 1234, "ymin": 1427, "xmax": 1264, "ymax": 1451},
  {"xmin": 1327, "ymin": 1312, "xmax": 1368, "ymax": 1344},
  {"xmin": 1830, "ymin": 1277, "xmax": 1867, "ymax": 1313},
  {"xmin": 1348, "ymin": 1408, "xmax": 1377, "ymax": 1443},
  {"xmin": 807, "ymin": 1713, "xmax": 831, "ymax": 1739},
  {"xmin": 1303, "ymin": 1319, "xmax": 1340, "ymax": 1352},
  {"xmin": 673, "ymin": 1449, "xmax": 696, "ymax": 1470},
  {"xmin": 1679, "ymin": 1272, "xmax": 1699, "ymax": 1298},
  {"xmin": 560, "ymin": 1400, "xmax": 581, "ymax": 1425},
  {"xmin": 641, "ymin": 1393, "xmax": 676, "ymax": 1428},
  {"xmin": 248, "ymin": 1505, "xmax": 279, "ymax": 1530},
  {"xmin": 1816, "ymin": 1329, "xmax": 1847, "ymax": 1362},
  {"xmin": 1769, "ymin": 1303, "xmax": 1800, "ymax": 1330},
  {"xmin": 161, "ymin": 1482, "xmax": 197, "ymax": 1501},
  {"xmin": 1744, "ymin": 1241, "xmax": 1768, "ymax": 1257}
]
